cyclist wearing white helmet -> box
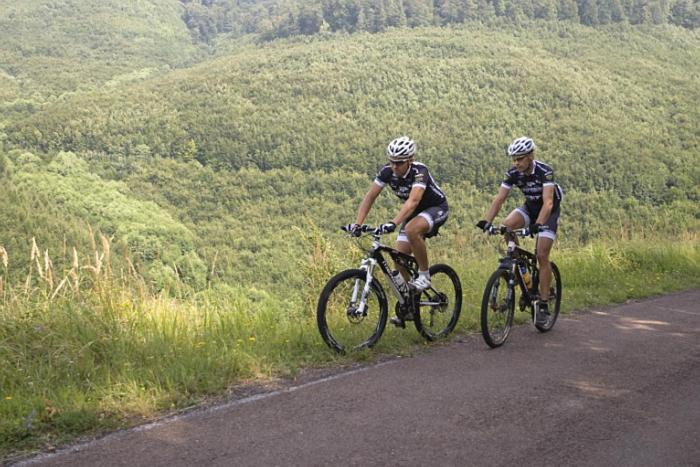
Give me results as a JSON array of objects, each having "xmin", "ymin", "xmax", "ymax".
[
  {"xmin": 477, "ymin": 136, "xmax": 563, "ymax": 326},
  {"xmin": 346, "ymin": 136, "xmax": 449, "ymax": 326}
]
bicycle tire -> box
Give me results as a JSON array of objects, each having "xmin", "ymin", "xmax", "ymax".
[
  {"xmin": 413, "ymin": 264, "xmax": 462, "ymax": 341},
  {"xmin": 534, "ymin": 261, "xmax": 562, "ymax": 333},
  {"xmin": 480, "ymin": 269, "xmax": 515, "ymax": 348},
  {"xmin": 317, "ymin": 269, "xmax": 388, "ymax": 354}
]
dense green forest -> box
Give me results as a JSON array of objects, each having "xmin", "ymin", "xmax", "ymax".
[
  {"xmin": 179, "ymin": 0, "xmax": 700, "ymax": 43},
  {"xmin": 0, "ymin": 1, "xmax": 201, "ymax": 100},
  {"xmin": 1, "ymin": 1, "xmax": 699, "ymax": 456},
  {"xmin": 2, "ymin": 0, "xmax": 698, "ymax": 103},
  {"xmin": 0, "ymin": 2, "xmax": 698, "ymax": 295}
]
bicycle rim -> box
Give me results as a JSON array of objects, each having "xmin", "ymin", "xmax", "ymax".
[
  {"xmin": 480, "ymin": 269, "xmax": 515, "ymax": 348},
  {"xmin": 414, "ymin": 264, "xmax": 462, "ymax": 341},
  {"xmin": 317, "ymin": 269, "xmax": 388, "ymax": 354}
]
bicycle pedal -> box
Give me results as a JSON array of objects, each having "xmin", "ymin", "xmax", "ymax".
[
  {"xmin": 390, "ymin": 316, "xmax": 406, "ymax": 328},
  {"xmin": 518, "ymin": 297, "xmax": 529, "ymax": 311}
]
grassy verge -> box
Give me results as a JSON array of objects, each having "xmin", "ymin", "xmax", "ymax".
[{"xmin": 1, "ymin": 236, "xmax": 698, "ymax": 459}]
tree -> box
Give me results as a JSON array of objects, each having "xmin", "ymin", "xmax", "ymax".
[
  {"xmin": 519, "ymin": 0, "xmax": 536, "ymax": 17},
  {"xmin": 503, "ymin": 0, "xmax": 524, "ymax": 19},
  {"xmin": 355, "ymin": 5, "xmax": 369, "ymax": 31},
  {"xmin": 371, "ymin": 1, "xmax": 388, "ymax": 31},
  {"xmin": 579, "ymin": 0, "xmax": 601, "ymax": 23},
  {"xmin": 609, "ymin": 0, "xmax": 627, "ymax": 21},
  {"xmin": 493, "ymin": 0, "xmax": 505, "ymax": 15},
  {"xmin": 322, "ymin": 0, "xmax": 353, "ymax": 31},
  {"xmin": 597, "ymin": 0, "xmax": 613, "ymax": 22},
  {"xmin": 558, "ymin": 0, "xmax": 580, "ymax": 20},
  {"xmin": 534, "ymin": 0, "xmax": 558, "ymax": 18},
  {"xmin": 182, "ymin": 3, "xmax": 219, "ymax": 42},
  {"xmin": 476, "ymin": 0, "xmax": 497, "ymax": 19},
  {"xmin": 298, "ymin": 4, "xmax": 324, "ymax": 34},
  {"xmin": 670, "ymin": 0, "xmax": 700, "ymax": 27},
  {"xmin": 630, "ymin": 0, "xmax": 652, "ymax": 23},
  {"xmin": 403, "ymin": 0, "xmax": 434, "ymax": 26},
  {"xmin": 385, "ymin": 0, "xmax": 408, "ymax": 26},
  {"xmin": 178, "ymin": 140, "xmax": 198, "ymax": 162},
  {"xmin": 649, "ymin": 0, "xmax": 670, "ymax": 23}
]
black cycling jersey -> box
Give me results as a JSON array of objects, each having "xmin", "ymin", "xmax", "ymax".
[
  {"xmin": 374, "ymin": 162, "xmax": 447, "ymax": 212},
  {"xmin": 501, "ymin": 160, "xmax": 563, "ymax": 214}
]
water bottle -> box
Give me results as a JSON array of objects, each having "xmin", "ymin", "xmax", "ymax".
[
  {"xmin": 520, "ymin": 264, "xmax": 532, "ymax": 289},
  {"xmin": 391, "ymin": 270, "xmax": 408, "ymax": 293}
]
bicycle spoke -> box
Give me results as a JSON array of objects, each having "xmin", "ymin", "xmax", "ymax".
[
  {"xmin": 481, "ymin": 270, "xmax": 514, "ymax": 348},
  {"xmin": 317, "ymin": 270, "xmax": 388, "ymax": 353},
  {"xmin": 414, "ymin": 264, "xmax": 462, "ymax": 341}
]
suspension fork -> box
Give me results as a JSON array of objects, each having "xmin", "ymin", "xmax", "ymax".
[
  {"xmin": 494, "ymin": 259, "xmax": 517, "ymax": 305},
  {"xmin": 507, "ymin": 266, "xmax": 517, "ymax": 303},
  {"xmin": 505, "ymin": 239, "xmax": 532, "ymax": 297},
  {"xmin": 352, "ymin": 257, "xmax": 378, "ymax": 315}
]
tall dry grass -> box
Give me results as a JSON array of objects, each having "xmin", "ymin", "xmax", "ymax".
[{"xmin": 1, "ymin": 229, "xmax": 698, "ymax": 459}]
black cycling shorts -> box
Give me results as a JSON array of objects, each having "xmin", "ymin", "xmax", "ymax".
[{"xmin": 397, "ymin": 202, "xmax": 449, "ymax": 243}]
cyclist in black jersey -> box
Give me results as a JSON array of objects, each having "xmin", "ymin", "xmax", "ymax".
[
  {"xmin": 346, "ymin": 136, "xmax": 449, "ymax": 325},
  {"xmin": 477, "ymin": 136, "xmax": 563, "ymax": 326}
]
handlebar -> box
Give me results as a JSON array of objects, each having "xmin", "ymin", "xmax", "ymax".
[
  {"xmin": 341, "ymin": 224, "xmax": 370, "ymax": 233},
  {"xmin": 340, "ymin": 224, "xmax": 389, "ymax": 237},
  {"xmin": 487, "ymin": 225, "xmax": 527, "ymax": 237},
  {"xmin": 484, "ymin": 225, "xmax": 549, "ymax": 237}
]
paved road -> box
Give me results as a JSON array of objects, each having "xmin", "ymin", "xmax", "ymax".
[{"xmin": 18, "ymin": 290, "xmax": 700, "ymax": 466}]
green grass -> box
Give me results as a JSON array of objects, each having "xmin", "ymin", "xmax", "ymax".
[
  {"xmin": 556, "ymin": 241, "xmax": 700, "ymax": 308},
  {"xmin": 1, "ymin": 235, "xmax": 698, "ymax": 459}
]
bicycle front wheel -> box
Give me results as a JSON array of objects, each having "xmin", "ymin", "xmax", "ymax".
[
  {"xmin": 480, "ymin": 269, "xmax": 515, "ymax": 348},
  {"xmin": 317, "ymin": 269, "xmax": 388, "ymax": 354},
  {"xmin": 414, "ymin": 264, "xmax": 462, "ymax": 341}
]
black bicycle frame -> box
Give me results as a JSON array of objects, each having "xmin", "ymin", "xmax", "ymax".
[
  {"xmin": 498, "ymin": 244, "xmax": 538, "ymax": 303},
  {"xmin": 364, "ymin": 245, "xmax": 418, "ymax": 306}
]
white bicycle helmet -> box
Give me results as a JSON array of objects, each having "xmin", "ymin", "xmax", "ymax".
[
  {"xmin": 507, "ymin": 137, "xmax": 535, "ymax": 158},
  {"xmin": 386, "ymin": 136, "xmax": 416, "ymax": 161}
]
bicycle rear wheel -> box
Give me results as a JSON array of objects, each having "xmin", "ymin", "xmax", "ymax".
[
  {"xmin": 317, "ymin": 269, "xmax": 388, "ymax": 354},
  {"xmin": 480, "ymin": 269, "xmax": 515, "ymax": 348},
  {"xmin": 535, "ymin": 261, "xmax": 562, "ymax": 333},
  {"xmin": 414, "ymin": 264, "xmax": 462, "ymax": 341}
]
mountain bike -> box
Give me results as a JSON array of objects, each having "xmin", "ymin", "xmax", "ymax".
[
  {"xmin": 479, "ymin": 225, "xmax": 562, "ymax": 348},
  {"xmin": 317, "ymin": 225, "xmax": 462, "ymax": 354}
]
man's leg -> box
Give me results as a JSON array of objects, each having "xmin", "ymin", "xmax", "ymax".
[
  {"xmin": 536, "ymin": 236, "xmax": 554, "ymax": 302},
  {"xmin": 394, "ymin": 240, "xmax": 412, "ymax": 280},
  {"xmin": 390, "ymin": 239, "xmax": 414, "ymax": 327},
  {"xmin": 405, "ymin": 216, "xmax": 431, "ymax": 271},
  {"xmin": 502, "ymin": 208, "xmax": 528, "ymax": 245},
  {"xmin": 503, "ymin": 209, "xmax": 527, "ymax": 229}
]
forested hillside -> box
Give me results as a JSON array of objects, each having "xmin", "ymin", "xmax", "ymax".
[
  {"xmin": 8, "ymin": 24, "xmax": 698, "ymax": 186},
  {"xmin": 180, "ymin": 0, "xmax": 700, "ymax": 44},
  {"xmin": 0, "ymin": 0, "xmax": 200, "ymax": 106},
  {"xmin": 1, "ymin": 17, "xmax": 698, "ymax": 296}
]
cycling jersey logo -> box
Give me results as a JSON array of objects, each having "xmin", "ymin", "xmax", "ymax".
[{"xmin": 377, "ymin": 163, "xmax": 445, "ymax": 208}]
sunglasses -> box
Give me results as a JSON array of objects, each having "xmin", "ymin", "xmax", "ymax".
[
  {"xmin": 512, "ymin": 152, "xmax": 533, "ymax": 161},
  {"xmin": 389, "ymin": 160, "xmax": 408, "ymax": 166}
]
